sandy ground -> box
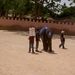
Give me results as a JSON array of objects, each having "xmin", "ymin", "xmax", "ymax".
[{"xmin": 0, "ymin": 30, "xmax": 75, "ymax": 75}]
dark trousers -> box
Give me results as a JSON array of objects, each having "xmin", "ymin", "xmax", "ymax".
[
  {"xmin": 36, "ymin": 41, "xmax": 39, "ymax": 50},
  {"xmin": 29, "ymin": 40, "xmax": 34, "ymax": 53},
  {"xmin": 59, "ymin": 41, "xmax": 65, "ymax": 48}
]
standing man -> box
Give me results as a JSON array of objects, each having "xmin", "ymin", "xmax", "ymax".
[
  {"xmin": 35, "ymin": 29, "xmax": 40, "ymax": 52},
  {"xmin": 59, "ymin": 30, "xmax": 65, "ymax": 49},
  {"xmin": 28, "ymin": 27, "xmax": 35, "ymax": 53}
]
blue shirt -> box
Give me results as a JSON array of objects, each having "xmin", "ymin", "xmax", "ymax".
[{"xmin": 40, "ymin": 27, "xmax": 47, "ymax": 35}]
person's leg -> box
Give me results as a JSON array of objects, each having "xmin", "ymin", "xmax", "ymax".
[
  {"xmin": 62, "ymin": 41, "xmax": 65, "ymax": 49},
  {"xmin": 59, "ymin": 44, "xmax": 61, "ymax": 48},
  {"xmin": 36, "ymin": 41, "xmax": 39, "ymax": 51},
  {"xmin": 36, "ymin": 41, "xmax": 38, "ymax": 50},
  {"xmin": 40, "ymin": 35, "xmax": 44, "ymax": 50},
  {"xmin": 31, "ymin": 41, "xmax": 35, "ymax": 53},
  {"xmin": 48, "ymin": 38, "xmax": 53, "ymax": 52},
  {"xmin": 44, "ymin": 41, "xmax": 48, "ymax": 51},
  {"xmin": 29, "ymin": 40, "xmax": 31, "ymax": 53},
  {"xmin": 59, "ymin": 41, "xmax": 65, "ymax": 49},
  {"xmin": 59, "ymin": 41, "xmax": 63, "ymax": 48}
]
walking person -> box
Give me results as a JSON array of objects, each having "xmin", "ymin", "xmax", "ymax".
[
  {"xmin": 35, "ymin": 29, "xmax": 40, "ymax": 52},
  {"xmin": 59, "ymin": 30, "xmax": 65, "ymax": 49}
]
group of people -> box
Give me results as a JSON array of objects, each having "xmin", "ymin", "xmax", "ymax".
[{"xmin": 28, "ymin": 27, "xmax": 66, "ymax": 54}]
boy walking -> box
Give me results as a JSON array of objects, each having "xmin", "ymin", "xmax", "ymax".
[{"xmin": 59, "ymin": 30, "xmax": 65, "ymax": 49}]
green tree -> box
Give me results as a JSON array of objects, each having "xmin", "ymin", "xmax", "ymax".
[{"xmin": 0, "ymin": 0, "xmax": 75, "ymax": 20}]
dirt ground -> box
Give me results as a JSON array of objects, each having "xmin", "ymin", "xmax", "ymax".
[{"xmin": 0, "ymin": 30, "xmax": 75, "ymax": 75}]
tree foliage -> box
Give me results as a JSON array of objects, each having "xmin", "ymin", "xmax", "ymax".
[{"xmin": 0, "ymin": 0, "xmax": 75, "ymax": 19}]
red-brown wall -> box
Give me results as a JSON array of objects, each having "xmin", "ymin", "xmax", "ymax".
[{"xmin": 0, "ymin": 17, "xmax": 75, "ymax": 35}]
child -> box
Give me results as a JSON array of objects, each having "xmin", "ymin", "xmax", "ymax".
[
  {"xmin": 35, "ymin": 29, "xmax": 40, "ymax": 52},
  {"xmin": 59, "ymin": 30, "xmax": 65, "ymax": 49},
  {"xmin": 28, "ymin": 36, "xmax": 35, "ymax": 53},
  {"xmin": 28, "ymin": 27, "xmax": 35, "ymax": 53}
]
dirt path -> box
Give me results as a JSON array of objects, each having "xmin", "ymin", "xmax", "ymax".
[{"xmin": 0, "ymin": 30, "xmax": 75, "ymax": 75}]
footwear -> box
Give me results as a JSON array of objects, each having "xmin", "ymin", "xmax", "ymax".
[
  {"xmin": 32, "ymin": 52, "xmax": 35, "ymax": 54},
  {"xmin": 62, "ymin": 47, "xmax": 65, "ymax": 49},
  {"xmin": 36, "ymin": 50, "xmax": 39, "ymax": 52},
  {"xmin": 28, "ymin": 51, "xmax": 31, "ymax": 53},
  {"xmin": 59, "ymin": 45, "xmax": 61, "ymax": 48}
]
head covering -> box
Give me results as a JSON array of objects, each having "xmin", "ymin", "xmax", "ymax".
[
  {"xmin": 45, "ymin": 27, "xmax": 48, "ymax": 29},
  {"xmin": 61, "ymin": 30, "xmax": 65, "ymax": 33}
]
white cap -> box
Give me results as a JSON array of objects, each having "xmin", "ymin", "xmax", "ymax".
[
  {"xmin": 45, "ymin": 27, "xmax": 48, "ymax": 29},
  {"xmin": 61, "ymin": 30, "xmax": 65, "ymax": 33}
]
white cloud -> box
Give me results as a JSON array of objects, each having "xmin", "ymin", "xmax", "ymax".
[{"xmin": 60, "ymin": 0, "xmax": 75, "ymax": 7}]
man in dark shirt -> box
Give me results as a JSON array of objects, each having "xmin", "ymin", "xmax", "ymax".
[
  {"xmin": 35, "ymin": 29, "xmax": 40, "ymax": 52},
  {"xmin": 59, "ymin": 31, "xmax": 65, "ymax": 49}
]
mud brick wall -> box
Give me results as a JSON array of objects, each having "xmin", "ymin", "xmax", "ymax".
[{"xmin": 0, "ymin": 17, "xmax": 75, "ymax": 35}]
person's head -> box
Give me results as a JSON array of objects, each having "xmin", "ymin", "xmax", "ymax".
[
  {"xmin": 45, "ymin": 27, "xmax": 48, "ymax": 29},
  {"xmin": 61, "ymin": 30, "xmax": 65, "ymax": 34},
  {"xmin": 36, "ymin": 29, "xmax": 39, "ymax": 31}
]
